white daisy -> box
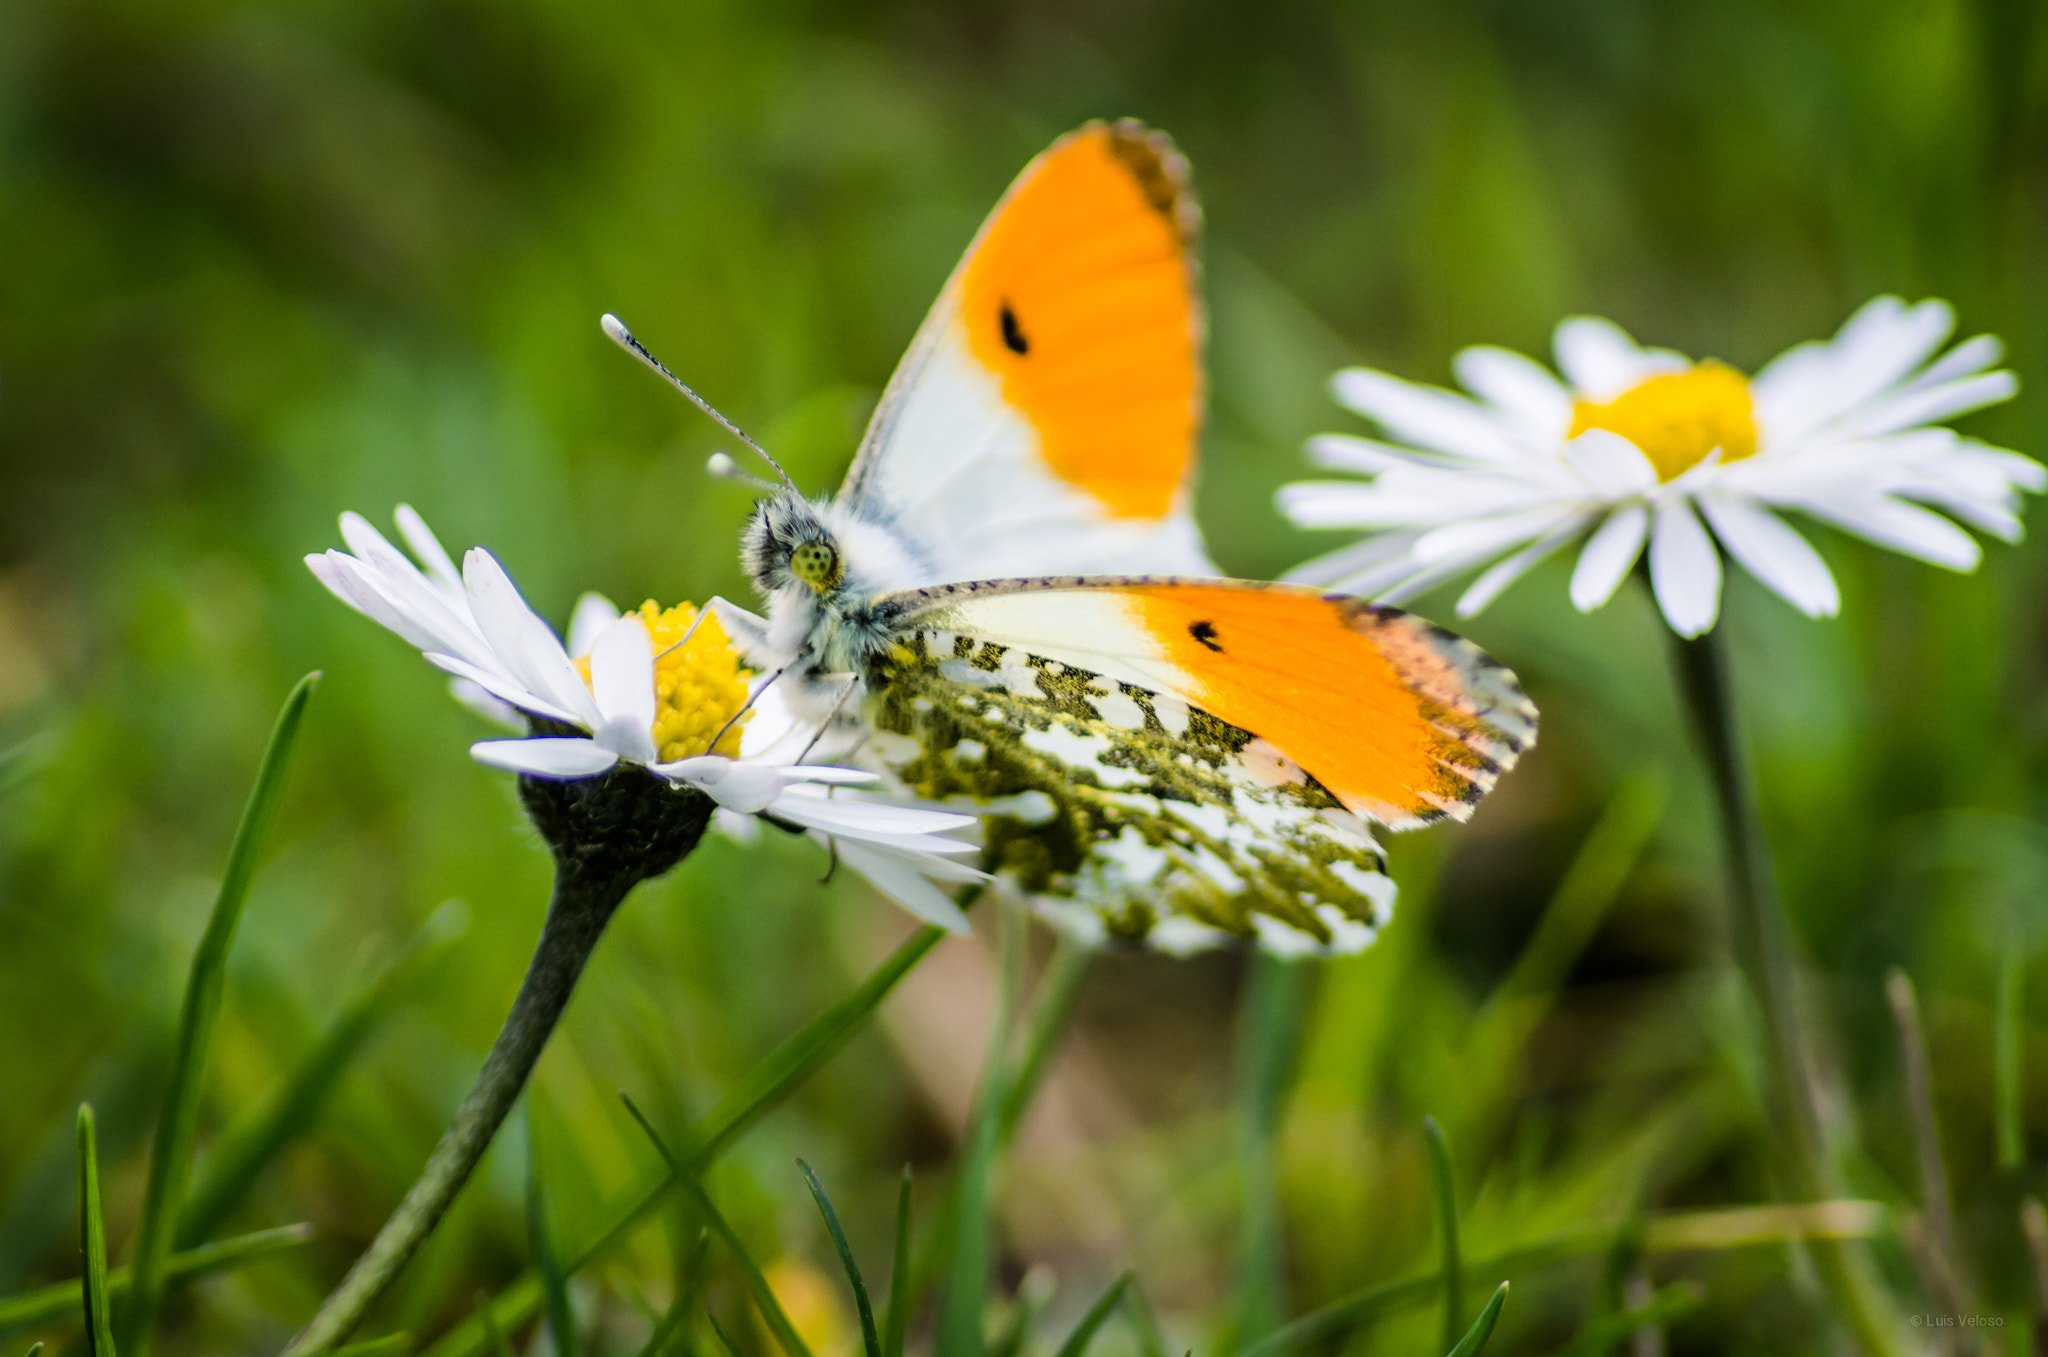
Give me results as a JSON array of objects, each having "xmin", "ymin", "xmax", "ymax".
[
  {"xmin": 1280, "ymin": 296, "xmax": 2044, "ymax": 637},
  {"xmin": 308, "ymin": 507, "xmax": 984, "ymax": 930}
]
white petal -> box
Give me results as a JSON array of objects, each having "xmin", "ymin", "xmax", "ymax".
[
  {"xmin": 1699, "ymin": 494, "xmax": 1839, "ymax": 617},
  {"xmin": 448, "ymin": 678, "xmax": 525, "ymax": 731},
  {"xmin": 1452, "ymin": 344, "xmax": 1574, "ymax": 434},
  {"xmin": 308, "ymin": 552, "xmax": 445, "ymax": 654},
  {"xmin": 423, "ymin": 652, "xmax": 583, "ymax": 726},
  {"xmin": 1849, "ymin": 370, "xmax": 2018, "ymax": 438},
  {"xmin": 657, "ymin": 756, "xmax": 787, "ymax": 814},
  {"xmin": 1454, "ymin": 521, "xmax": 1582, "ymax": 616},
  {"xmin": 1414, "ymin": 506, "xmax": 1575, "ymax": 564},
  {"xmin": 783, "ymin": 766, "xmax": 881, "ymax": 787},
  {"xmin": 1304, "ymin": 433, "xmax": 1458, "ymax": 474},
  {"xmin": 1570, "ymin": 505, "xmax": 1649, "ymax": 611},
  {"xmin": 1555, "ymin": 317, "xmax": 1660, "ymax": 400},
  {"xmin": 772, "ymin": 790, "xmax": 981, "ymax": 839},
  {"xmin": 393, "ymin": 504, "xmax": 464, "ymax": 598},
  {"xmin": 1330, "ymin": 368, "xmax": 1521, "ymax": 462},
  {"xmin": 462, "ymin": 548, "xmax": 600, "ymax": 727},
  {"xmin": 566, "ymin": 592, "xmax": 620, "ymax": 658},
  {"xmin": 589, "ymin": 614, "xmax": 656, "ymax": 735},
  {"xmin": 1562, "ymin": 429, "xmax": 1660, "ymax": 496},
  {"xmin": 1282, "ymin": 532, "xmax": 1426, "ymax": 588},
  {"xmin": 1649, "ymin": 499, "xmax": 1722, "ymax": 636},
  {"xmin": 326, "ymin": 530, "xmax": 493, "ymax": 666},
  {"xmin": 1905, "ymin": 333, "xmax": 2003, "ymax": 391},
  {"xmin": 470, "ymin": 738, "xmax": 619, "ymax": 779},
  {"xmin": 831, "ymin": 839, "xmax": 975, "ymax": 933},
  {"xmin": 1797, "ymin": 496, "xmax": 1982, "ymax": 571}
]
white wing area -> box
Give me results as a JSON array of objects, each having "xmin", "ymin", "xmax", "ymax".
[{"xmin": 841, "ymin": 309, "xmax": 1215, "ymax": 584}]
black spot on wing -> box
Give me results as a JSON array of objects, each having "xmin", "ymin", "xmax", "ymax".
[
  {"xmin": 999, "ymin": 301, "xmax": 1029, "ymax": 355},
  {"xmin": 1188, "ymin": 619, "xmax": 1222, "ymax": 652}
]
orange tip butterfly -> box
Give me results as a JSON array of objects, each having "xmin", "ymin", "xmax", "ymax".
[{"xmin": 609, "ymin": 121, "xmax": 1536, "ymax": 955}]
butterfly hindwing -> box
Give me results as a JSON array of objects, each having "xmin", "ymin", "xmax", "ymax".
[
  {"xmin": 839, "ymin": 121, "xmax": 1212, "ymax": 582},
  {"xmin": 863, "ymin": 625, "xmax": 1395, "ymax": 955},
  {"xmin": 857, "ymin": 577, "xmax": 1537, "ymax": 953}
]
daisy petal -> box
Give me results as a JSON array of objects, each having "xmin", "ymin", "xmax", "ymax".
[
  {"xmin": 1699, "ymin": 494, "xmax": 1839, "ymax": 617},
  {"xmin": 658, "ymin": 756, "xmax": 786, "ymax": 813},
  {"xmin": 1852, "ymin": 371, "xmax": 2018, "ymax": 438},
  {"xmin": 1453, "ymin": 344, "xmax": 1574, "ymax": 434},
  {"xmin": 471, "ymin": 737, "xmax": 619, "ymax": 779},
  {"xmin": 394, "ymin": 505, "xmax": 464, "ymax": 598},
  {"xmin": 1799, "ymin": 496, "xmax": 1982, "ymax": 571},
  {"xmin": 463, "ymin": 548, "xmax": 600, "ymax": 727},
  {"xmin": 1649, "ymin": 499, "xmax": 1722, "ymax": 637},
  {"xmin": 831, "ymin": 839, "xmax": 975, "ymax": 933},
  {"xmin": 1562, "ymin": 429, "xmax": 1660, "ymax": 496},
  {"xmin": 423, "ymin": 652, "xmax": 582, "ymax": 725},
  {"xmin": 567, "ymin": 592, "xmax": 621, "ymax": 658},
  {"xmin": 308, "ymin": 552, "xmax": 445, "ymax": 654},
  {"xmin": 1330, "ymin": 369, "xmax": 1520, "ymax": 462},
  {"xmin": 1555, "ymin": 317, "xmax": 1653, "ymax": 400},
  {"xmin": 1569, "ymin": 505, "xmax": 1649, "ymax": 611},
  {"xmin": 589, "ymin": 615, "xmax": 656, "ymax": 739},
  {"xmin": 1455, "ymin": 518, "xmax": 1587, "ymax": 616},
  {"xmin": 1414, "ymin": 507, "xmax": 1574, "ymax": 564}
]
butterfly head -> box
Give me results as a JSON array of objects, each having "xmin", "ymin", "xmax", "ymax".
[{"xmin": 741, "ymin": 490, "xmax": 842, "ymax": 596}]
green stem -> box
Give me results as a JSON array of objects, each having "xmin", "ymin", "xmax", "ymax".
[
  {"xmin": 1672, "ymin": 627, "xmax": 1903, "ymax": 1357},
  {"xmin": 282, "ymin": 865, "xmax": 633, "ymax": 1353}
]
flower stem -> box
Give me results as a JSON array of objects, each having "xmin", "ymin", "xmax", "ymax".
[
  {"xmin": 284, "ymin": 770, "xmax": 713, "ymax": 1354},
  {"xmin": 1673, "ymin": 627, "xmax": 1904, "ymax": 1357}
]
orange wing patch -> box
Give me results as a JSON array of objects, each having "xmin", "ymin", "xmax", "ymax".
[
  {"xmin": 1129, "ymin": 584, "xmax": 1534, "ymax": 827},
  {"xmin": 955, "ymin": 121, "xmax": 1201, "ymax": 520}
]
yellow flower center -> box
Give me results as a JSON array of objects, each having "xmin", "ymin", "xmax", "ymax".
[
  {"xmin": 574, "ymin": 600, "xmax": 753, "ymax": 761},
  {"xmin": 1567, "ymin": 361, "xmax": 1758, "ymax": 482}
]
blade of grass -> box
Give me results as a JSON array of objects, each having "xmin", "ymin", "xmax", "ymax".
[
  {"xmin": 882, "ymin": 1169, "xmax": 912, "ymax": 1357},
  {"xmin": 995, "ymin": 941, "xmax": 1092, "ymax": 1139},
  {"xmin": 634, "ymin": 1232, "xmax": 710, "ymax": 1357},
  {"xmin": 330, "ymin": 1338, "xmax": 411, "ymax": 1357},
  {"xmin": 1555, "ymin": 1283, "xmax": 1699, "ymax": 1357},
  {"xmin": 1122, "ymin": 1282, "xmax": 1168, "ymax": 1357},
  {"xmin": 124, "ymin": 672, "xmax": 318, "ymax": 1357},
  {"xmin": 0, "ymin": 1224, "xmax": 316, "ymax": 1336},
  {"xmin": 1051, "ymin": 1274, "xmax": 1129, "ymax": 1357},
  {"xmin": 797, "ymin": 1161, "xmax": 879, "ymax": 1357},
  {"xmin": 181, "ymin": 901, "xmax": 468, "ymax": 1246},
  {"xmin": 1999, "ymin": 918, "xmax": 2025, "ymax": 1171},
  {"xmin": 1228, "ymin": 953, "xmax": 1302, "ymax": 1353},
  {"xmin": 619, "ymin": 1095, "xmax": 813, "ymax": 1357},
  {"xmin": 1424, "ymin": 1117, "xmax": 1462, "ymax": 1353},
  {"xmin": 1444, "ymin": 1282, "xmax": 1506, "ymax": 1357},
  {"xmin": 78, "ymin": 1107, "xmax": 115, "ymax": 1357},
  {"xmin": 987, "ymin": 1269, "xmax": 1052, "ymax": 1357},
  {"xmin": 478, "ymin": 1297, "xmax": 517, "ymax": 1357},
  {"xmin": 1240, "ymin": 1197, "xmax": 1887, "ymax": 1357},
  {"xmin": 24, "ymin": 1343, "xmax": 44, "ymax": 1356},
  {"xmin": 706, "ymin": 1312, "xmax": 748, "ymax": 1357},
  {"xmin": 529, "ymin": 1105, "xmax": 577, "ymax": 1357},
  {"xmin": 421, "ymin": 915, "xmax": 961, "ymax": 1357},
  {"xmin": 938, "ymin": 896, "xmax": 1025, "ymax": 1357}
]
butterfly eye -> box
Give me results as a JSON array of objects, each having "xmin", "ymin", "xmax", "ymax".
[{"xmin": 789, "ymin": 539, "xmax": 844, "ymax": 591}]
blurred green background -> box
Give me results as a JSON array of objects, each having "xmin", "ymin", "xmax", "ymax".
[{"xmin": 4, "ymin": 0, "xmax": 2048, "ymax": 1352}]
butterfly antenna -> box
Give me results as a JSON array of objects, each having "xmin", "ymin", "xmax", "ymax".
[
  {"xmin": 599, "ymin": 313, "xmax": 798, "ymax": 490},
  {"xmin": 705, "ymin": 451, "xmax": 781, "ymax": 493}
]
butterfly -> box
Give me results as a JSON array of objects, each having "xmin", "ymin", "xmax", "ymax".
[{"xmin": 605, "ymin": 120, "xmax": 1536, "ymax": 955}]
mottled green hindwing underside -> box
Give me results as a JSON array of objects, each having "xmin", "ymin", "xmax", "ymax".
[{"xmin": 864, "ymin": 629, "xmax": 1395, "ymax": 955}]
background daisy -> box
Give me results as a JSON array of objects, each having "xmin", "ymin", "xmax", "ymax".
[{"xmin": 1281, "ymin": 297, "xmax": 2043, "ymax": 635}]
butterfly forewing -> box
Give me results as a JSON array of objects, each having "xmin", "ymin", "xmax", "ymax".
[{"xmin": 839, "ymin": 121, "xmax": 1213, "ymax": 582}]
